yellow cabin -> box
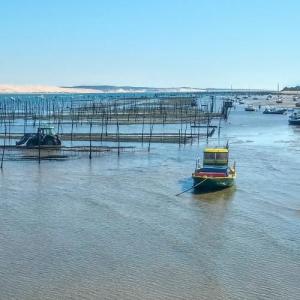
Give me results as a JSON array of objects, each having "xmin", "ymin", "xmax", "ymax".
[{"xmin": 203, "ymin": 148, "xmax": 229, "ymax": 166}]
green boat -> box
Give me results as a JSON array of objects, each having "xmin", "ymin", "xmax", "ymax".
[{"xmin": 192, "ymin": 147, "xmax": 236, "ymax": 191}]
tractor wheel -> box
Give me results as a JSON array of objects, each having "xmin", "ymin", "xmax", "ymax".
[{"xmin": 56, "ymin": 137, "xmax": 62, "ymax": 146}]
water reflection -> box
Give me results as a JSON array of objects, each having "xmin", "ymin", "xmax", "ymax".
[
  {"xmin": 290, "ymin": 125, "xmax": 300, "ymax": 134},
  {"xmin": 192, "ymin": 185, "xmax": 236, "ymax": 202},
  {"xmin": 178, "ymin": 176, "xmax": 236, "ymax": 202}
]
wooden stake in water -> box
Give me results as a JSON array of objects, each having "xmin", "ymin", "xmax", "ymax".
[
  {"xmin": 89, "ymin": 121, "xmax": 92, "ymax": 160},
  {"xmin": 1, "ymin": 124, "xmax": 7, "ymax": 169},
  {"xmin": 116, "ymin": 118, "xmax": 120, "ymax": 156},
  {"xmin": 38, "ymin": 121, "xmax": 41, "ymax": 164}
]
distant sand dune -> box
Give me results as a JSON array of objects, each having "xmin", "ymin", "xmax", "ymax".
[
  {"xmin": 0, "ymin": 84, "xmax": 100, "ymax": 94},
  {"xmin": 0, "ymin": 84, "xmax": 204, "ymax": 94}
]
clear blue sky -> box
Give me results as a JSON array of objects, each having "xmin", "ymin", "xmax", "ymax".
[{"xmin": 0, "ymin": 0, "xmax": 299, "ymax": 89}]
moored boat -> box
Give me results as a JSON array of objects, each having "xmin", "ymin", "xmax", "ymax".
[
  {"xmin": 288, "ymin": 109, "xmax": 300, "ymax": 125},
  {"xmin": 263, "ymin": 107, "xmax": 287, "ymax": 114},
  {"xmin": 245, "ymin": 104, "xmax": 256, "ymax": 111},
  {"xmin": 192, "ymin": 147, "xmax": 236, "ymax": 191}
]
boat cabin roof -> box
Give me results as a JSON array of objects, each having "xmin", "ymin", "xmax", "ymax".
[{"xmin": 204, "ymin": 148, "xmax": 228, "ymax": 153}]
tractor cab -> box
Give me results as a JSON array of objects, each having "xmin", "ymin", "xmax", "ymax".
[{"xmin": 38, "ymin": 127, "xmax": 56, "ymax": 136}]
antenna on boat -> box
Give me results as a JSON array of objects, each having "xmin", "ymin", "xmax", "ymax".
[{"xmin": 217, "ymin": 112, "xmax": 222, "ymax": 146}]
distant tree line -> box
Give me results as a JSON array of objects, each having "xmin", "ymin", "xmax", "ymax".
[{"xmin": 282, "ymin": 86, "xmax": 300, "ymax": 91}]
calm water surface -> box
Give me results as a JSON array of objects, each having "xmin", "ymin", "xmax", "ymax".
[{"xmin": 0, "ymin": 108, "xmax": 299, "ymax": 299}]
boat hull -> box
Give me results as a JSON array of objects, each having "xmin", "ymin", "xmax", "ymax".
[
  {"xmin": 289, "ymin": 119, "xmax": 300, "ymax": 125},
  {"xmin": 192, "ymin": 174, "xmax": 235, "ymax": 191},
  {"xmin": 263, "ymin": 110, "xmax": 286, "ymax": 115}
]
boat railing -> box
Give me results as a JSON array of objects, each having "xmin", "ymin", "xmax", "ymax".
[{"xmin": 195, "ymin": 158, "xmax": 201, "ymax": 169}]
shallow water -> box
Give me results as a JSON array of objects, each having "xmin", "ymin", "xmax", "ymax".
[{"xmin": 0, "ymin": 106, "xmax": 299, "ymax": 299}]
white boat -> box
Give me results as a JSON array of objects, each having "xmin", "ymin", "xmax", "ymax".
[
  {"xmin": 245, "ymin": 104, "xmax": 256, "ymax": 111},
  {"xmin": 263, "ymin": 107, "xmax": 287, "ymax": 114}
]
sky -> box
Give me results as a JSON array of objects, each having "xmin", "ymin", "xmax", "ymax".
[{"xmin": 0, "ymin": 0, "xmax": 299, "ymax": 89}]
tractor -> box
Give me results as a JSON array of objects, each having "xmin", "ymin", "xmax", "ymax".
[{"xmin": 16, "ymin": 127, "xmax": 61, "ymax": 147}]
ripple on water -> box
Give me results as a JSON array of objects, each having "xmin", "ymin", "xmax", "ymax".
[{"xmin": 0, "ymin": 108, "xmax": 300, "ymax": 299}]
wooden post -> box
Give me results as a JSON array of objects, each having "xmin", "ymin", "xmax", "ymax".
[
  {"xmin": 89, "ymin": 121, "xmax": 92, "ymax": 160},
  {"xmin": 1, "ymin": 124, "xmax": 7, "ymax": 169}
]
